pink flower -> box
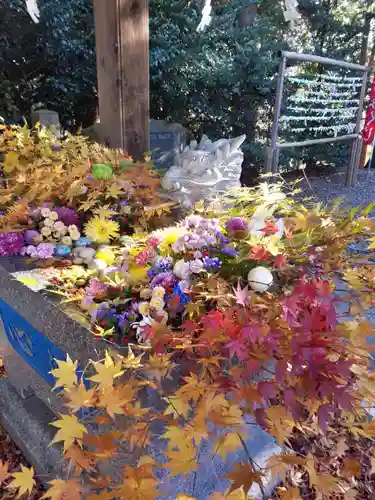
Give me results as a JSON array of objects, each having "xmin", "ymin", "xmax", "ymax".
[{"xmin": 85, "ymin": 278, "xmax": 107, "ymax": 298}]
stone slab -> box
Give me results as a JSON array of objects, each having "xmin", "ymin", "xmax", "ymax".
[
  {"xmin": 149, "ymin": 119, "xmax": 186, "ymax": 170},
  {"xmin": 0, "ymin": 378, "xmax": 65, "ymax": 481}
]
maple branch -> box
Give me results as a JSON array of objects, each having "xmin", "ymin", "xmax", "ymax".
[{"xmin": 238, "ymin": 434, "xmax": 267, "ymax": 500}]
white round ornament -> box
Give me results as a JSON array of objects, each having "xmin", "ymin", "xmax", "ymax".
[{"xmin": 248, "ymin": 266, "xmax": 273, "ymax": 293}]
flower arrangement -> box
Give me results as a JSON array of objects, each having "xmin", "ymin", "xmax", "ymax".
[{"xmin": 3, "ymin": 176, "xmax": 375, "ymax": 499}]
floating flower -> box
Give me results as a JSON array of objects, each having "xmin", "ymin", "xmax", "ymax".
[
  {"xmin": 129, "ymin": 265, "xmax": 150, "ymax": 284},
  {"xmin": 203, "ymin": 256, "xmax": 222, "ymax": 271},
  {"xmin": 85, "ymin": 278, "xmax": 107, "ymax": 298},
  {"xmin": 68, "ymin": 225, "xmax": 79, "ymax": 234},
  {"xmin": 61, "ymin": 236, "xmax": 73, "ymax": 246},
  {"xmin": 0, "ymin": 232, "xmax": 24, "ymax": 256},
  {"xmin": 138, "ymin": 302, "xmax": 150, "ymax": 316},
  {"xmin": 226, "ymin": 217, "xmax": 249, "ymax": 239},
  {"xmin": 43, "ymin": 218, "xmax": 54, "ymax": 227},
  {"xmin": 24, "ymin": 230, "xmax": 40, "ymax": 245},
  {"xmin": 75, "ymin": 237, "xmax": 91, "ymax": 247},
  {"xmin": 53, "ymin": 221, "xmax": 65, "ymax": 232},
  {"xmin": 189, "ymin": 259, "xmax": 204, "ymax": 274},
  {"xmin": 150, "ymin": 296, "xmax": 165, "ymax": 310},
  {"xmin": 37, "ymin": 243, "xmax": 55, "ymax": 259},
  {"xmin": 96, "ymin": 247, "xmax": 116, "ymax": 265},
  {"xmin": 140, "ymin": 288, "xmax": 153, "ymax": 299},
  {"xmin": 173, "ymin": 260, "xmax": 191, "ymax": 280},
  {"xmin": 49, "ymin": 211, "xmax": 59, "ymax": 221},
  {"xmin": 56, "ymin": 207, "xmax": 80, "ymax": 227},
  {"xmin": 151, "ymin": 227, "xmax": 186, "ymax": 255},
  {"xmin": 24, "ymin": 245, "xmax": 38, "ymax": 258},
  {"xmin": 70, "ymin": 230, "xmax": 81, "ymax": 241},
  {"xmin": 153, "ymin": 286, "xmax": 166, "ymax": 298},
  {"xmin": 41, "ymin": 207, "xmax": 51, "ymax": 218},
  {"xmin": 41, "ymin": 227, "xmax": 52, "ymax": 237},
  {"xmin": 84, "ymin": 217, "xmax": 120, "ymax": 244}
]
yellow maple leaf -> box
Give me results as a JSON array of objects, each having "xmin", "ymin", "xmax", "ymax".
[
  {"xmin": 176, "ymin": 373, "xmax": 207, "ymax": 404},
  {"xmin": 164, "ymin": 444, "xmax": 198, "ymax": 477},
  {"xmin": 50, "ymin": 354, "xmax": 79, "ymax": 390},
  {"xmin": 50, "ymin": 414, "xmax": 87, "ymax": 452},
  {"xmin": 64, "ymin": 383, "xmax": 96, "ymax": 413},
  {"xmin": 106, "ymin": 185, "xmax": 124, "ymax": 199},
  {"xmin": 215, "ymin": 432, "xmax": 243, "ymax": 460},
  {"xmin": 7, "ymin": 465, "xmax": 36, "ymax": 498},
  {"xmin": 41, "ymin": 479, "xmax": 84, "ymax": 499},
  {"xmin": 176, "ymin": 496, "xmax": 196, "ymax": 500},
  {"xmin": 210, "ymin": 491, "xmax": 247, "ymax": 500},
  {"xmin": 164, "ymin": 396, "xmax": 191, "ymax": 419},
  {"xmin": 89, "ymin": 351, "xmax": 124, "ymax": 390},
  {"xmin": 313, "ymin": 473, "xmax": 340, "ymax": 495},
  {"xmin": 162, "ymin": 425, "xmax": 190, "ymax": 451},
  {"xmin": 267, "ymin": 453, "xmax": 306, "ymax": 482},
  {"xmin": 97, "ymin": 384, "xmax": 135, "ymax": 418},
  {"xmin": 3, "ymin": 151, "xmax": 19, "ymax": 173}
]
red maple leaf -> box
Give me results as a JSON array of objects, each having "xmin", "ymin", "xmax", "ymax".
[
  {"xmin": 248, "ymin": 245, "xmax": 270, "ymax": 261},
  {"xmin": 274, "ymin": 254, "xmax": 287, "ymax": 269},
  {"xmin": 261, "ymin": 220, "xmax": 279, "ymax": 236}
]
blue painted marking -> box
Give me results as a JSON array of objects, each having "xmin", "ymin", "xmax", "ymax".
[{"xmin": 0, "ymin": 298, "xmax": 89, "ymax": 389}]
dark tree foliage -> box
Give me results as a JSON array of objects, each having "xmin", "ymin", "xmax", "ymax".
[{"xmin": 0, "ymin": 0, "xmax": 373, "ymax": 176}]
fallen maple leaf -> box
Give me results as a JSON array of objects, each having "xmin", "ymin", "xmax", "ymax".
[
  {"xmin": 64, "ymin": 444, "xmax": 96, "ymax": 474},
  {"xmin": 89, "ymin": 351, "xmax": 124, "ymax": 389},
  {"xmin": 7, "ymin": 465, "xmax": 36, "ymax": 498},
  {"xmin": 343, "ymin": 458, "xmax": 361, "ymax": 479},
  {"xmin": 276, "ymin": 486, "xmax": 302, "ymax": 499},
  {"xmin": 0, "ymin": 460, "xmax": 10, "ymax": 485},
  {"xmin": 233, "ymin": 280, "xmax": 249, "ymax": 307},
  {"xmin": 50, "ymin": 414, "xmax": 87, "ymax": 452},
  {"xmin": 164, "ymin": 444, "xmax": 198, "ymax": 477},
  {"xmin": 41, "ymin": 479, "xmax": 84, "ymax": 500},
  {"xmin": 50, "ymin": 354, "xmax": 79, "ymax": 390},
  {"xmin": 97, "ymin": 384, "xmax": 135, "ymax": 418},
  {"xmin": 226, "ymin": 462, "xmax": 264, "ymax": 495},
  {"xmin": 64, "ymin": 383, "xmax": 96, "ymax": 413}
]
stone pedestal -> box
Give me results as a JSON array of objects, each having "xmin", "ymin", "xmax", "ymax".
[{"xmin": 30, "ymin": 109, "xmax": 61, "ymax": 138}]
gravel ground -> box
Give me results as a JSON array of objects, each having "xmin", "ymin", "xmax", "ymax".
[{"xmin": 295, "ymin": 167, "xmax": 375, "ymax": 209}]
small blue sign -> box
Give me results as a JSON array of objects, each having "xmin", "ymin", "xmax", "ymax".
[{"xmin": 0, "ymin": 298, "xmax": 89, "ymax": 389}]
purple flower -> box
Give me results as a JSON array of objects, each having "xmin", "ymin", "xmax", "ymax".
[
  {"xmin": 155, "ymin": 256, "xmax": 173, "ymax": 272},
  {"xmin": 225, "ymin": 217, "xmax": 249, "ymax": 239},
  {"xmin": 150, "ymin": 271, "xmax": 177, "ymax": 289},
  {"xmin": 222, "ymin": 246, "xmax": 239, "ymax": 257},
  {"xmin": 36, "ymin": 243, "xmax": 55, "ymax": 259},
  {"xmin": 85, "ymin": 278, "xmax": 107, "ymax": 298},
  {"xmin": 25, "ymin": 245, "xmax": 38, "ymax": 258},
  {"xmin": 24, "ymin": 230, "xmax": 41, "ymax": 245},
  {"xmin": 0, "ymin": 232, "xmax": 24, "ymax": 256},
  {"xmin": 56, "ymin": 207, "xmax": 80, "ymax": 227},
  {"xmin": 203, "ymin": 257, "xmax": 222, "ymax": 271}
]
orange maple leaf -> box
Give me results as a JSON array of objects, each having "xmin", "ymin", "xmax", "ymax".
[
  {"xmin": 41, "ymin": 479, "xmax": 84, "ymax": 500},
  {"xmin": 64, "ymin": 383, "xmax": 96, "ymax": 413},
  {"xmin": 97, "ymin": 384, "xmax": 135, "ymax": 418},
  {"xmin": 276, "ymin": 487, "xmax": 302, "ymax": 500},
  {"xmin": 226, "ymin": 462, "xmax": 264, "ymax": 495},
  {"xmin": 176, "ymin": 373, "xmax": 207, "ymax": 404},
  {"xmin": 64, "ymin": 444, "xmax": 96, "ymax": 474},
  {"xmin": 0, "ymin": 460, "xmax": 10, "ymax": 485}
]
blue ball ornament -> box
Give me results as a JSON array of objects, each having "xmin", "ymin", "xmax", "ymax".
[
  {"xmin": 75, "ymin": 237, "xmax": 91, "ymax": 247},
  {"xmin": 55, "ymin": 245, "xmax": 72, "ymax": 257}
]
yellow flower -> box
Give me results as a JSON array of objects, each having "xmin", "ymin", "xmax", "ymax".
[
  {"xmin": 150, "ymin": 297, "xmax": 165, "ymax": 310},
  {"xmin": 138, "ymin": 302, "xmax": 150, "ymax": 316},
  {"xmin": 84, "ymin": 217, "xmax": 120, "ymax": 244},
  {"xmin": 49, "ymin": 211, "xmax": 59, "ymax": 221},
  {"xmin": 151, "ymin": 227, "xmax": 186, "ymax": 256},
  {"xmin": 96, "ymin": 248, "xmax": 116, "ymax": 265},
  {"xmin": 152, "ymin": 286, "xmax": 165, "ymax": 298},
  {"xmin": 128, "ymin": 265, "xmax": 150, "ymax": 284},
  {"xmin": 61, "ymin": 236, "xmax": 72, "ymax": 246}
]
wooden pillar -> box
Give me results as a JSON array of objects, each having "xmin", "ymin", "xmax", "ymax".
[{"xmin": 93, "ymin": 0, "xmax": 150, "ymax": 160}]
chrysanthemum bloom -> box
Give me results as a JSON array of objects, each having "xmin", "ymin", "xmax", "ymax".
[
  {"xmin": 56, "ymin": 207, "xmax": 80, "ymax": 227},
  {"xmin": 0, "ymin": 232, "xmax": 24, "ymax": 256},
  {"xmin": 84, "ymin": 217, "xmax": 120, "ymax": 244},
  {"xmin": 226, "ymin": 217, "xmax": 249, "ymax": 239}
]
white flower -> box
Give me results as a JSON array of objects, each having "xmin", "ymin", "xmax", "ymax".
[
  {"xmin": 41, "ymin": 227, "xmax": 52, "ymax": 237},
  {"xmin": 43, "ymin": 218, "xmax": 54, "ymax": 227},
  {"xmin": 152, "ymin": 286, "xmax": 165, "ymax": 298},
  {"xmin": 189, "ymin": 259, "xmax": 204, "ymax": 274},
  {"xmin": 53, "ymin": 221, "xmax": 65, "ymax": 232},
  {"xmin": 173, "ymin": 259, "xmax": 190, "ymax": 279},
  {"xmin": 49, "ymin": 211, "xmax": 59, "ymax": 221},
  {"xmin": 70, "ymin": 231, "xmax": 81, "ymax": 241},
  {"xmin": 68, "ymin": 225, "xmax": 78, "ymax": 234},
  {"xmin": 140, "ymin": 288, "xmax": 153, "ymax": 299},
  {"xmin": 61, "ymin": 236, "xmax": 72, "ymax": 246},
  {"xmin": 41, "ymin": 207, "xmax": 51, "ymax": 218},
  {"xmin": 150, "ymin": 297, "xmax": 165, "ymax": 310},
  {"xmin": 53, "ymin": 232, "xmax": 62, "ymax": 239}
]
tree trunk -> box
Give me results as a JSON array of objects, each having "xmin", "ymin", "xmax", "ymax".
[{"xmin": 359, "ymin": 13, "xmax": 372, "ymax": 168}]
